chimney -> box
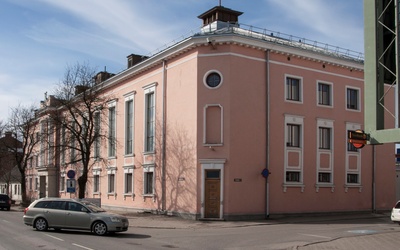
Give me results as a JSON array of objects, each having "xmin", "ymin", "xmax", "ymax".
[
  {"xmin": 93, "ymin": 70, "xmax": 115, "ymax": 84},
  {"xmin": 127, "ymin": 54, "xmax": 148, "ymax": 68},
  {"xmin": 198, "ymin": 6, "xmax": 242, "ymax": 33},
  {"xmin": 75, "ymin": 85, "xmax": 89, "ymax": 95}
]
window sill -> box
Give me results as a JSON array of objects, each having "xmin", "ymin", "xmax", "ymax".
[
  {"xmin": 282, "ymin": 183, "xmax": 305, "ymax": 192},
  {"xmin": 203, "ymin": 144, "xmax": 223, "ymax": 147},
  {"xmin": 344, "ymin": 184, "xmax": 362, "ymax": 193},
  {"xmin": 315, "ymin": 183, "xmax": 335, "ymax": 192},
  {"xmin": 123, "ymin": 193, "xmax": 135, "ymax": 200},
  {"xmin": 142, "ymin": 194, "xmax": 156, "ymax": 202}
]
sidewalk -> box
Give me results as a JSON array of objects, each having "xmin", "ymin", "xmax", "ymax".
[{"xmin": 111, "ymin": 210, "xmax": 390, "ymax": 229}]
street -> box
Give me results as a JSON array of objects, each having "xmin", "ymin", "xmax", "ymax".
[{"xmin": 1, "ymin": 209, "xmax": 400, "ymax": 249}]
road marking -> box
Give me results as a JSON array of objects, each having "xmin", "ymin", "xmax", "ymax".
[
  {"xmin": 298, "ymin": 233, "xmax": 332, "ymax": 239},
  {"xmin": 72, "ymin": 243, "xmax": 95, "ymax": 250},
  {"xmin": 45, "ymin": 234, "xmax": 64, "ymax": 241}
]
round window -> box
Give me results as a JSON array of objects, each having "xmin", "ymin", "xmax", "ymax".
[{"xmin": 205, "ymin": 72, "xmax": 222, "ymax": 88}]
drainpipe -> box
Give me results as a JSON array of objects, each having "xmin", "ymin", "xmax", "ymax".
[
  {"xmin": 161, "ymin": 60, "xmax": 167, "ymax": 212},
  {"xmin": 265, "ymin": 49, "xmax": 270, "ymax": 219},
  {"xmin": 372, "ymin": 144, "xmax": 376, "ymax": 213}
]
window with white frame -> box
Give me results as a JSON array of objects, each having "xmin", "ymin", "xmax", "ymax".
[
  {"xmin": 29, "ymin": 177, "xmax": 32, "ymax": 190},
  {"xmin": 61, "ymin": 125, "xmax": 65, "ymax": 164},
  {"xmin": 93, "ymin": 173, "xmax": 100, "ymax": 193},
  {"xmin": 286, "ymin": 76, "xmax": 302, "ymax": 102},
  {"xmin": 94, "ymin": 112, "xmax": 101, "ymax": 159},
  {"xmin": 143, "ymin": 84, "xmax": 156, "ymax": 152},
  {"xmin": 125, "ymin": 173, "xmax": 133, "ymax": 193},
  {"xmin": 108, "ymin": 173, "xmax": 115, "ymax": 193},
  {"xmin": 318, "ymin": 82, "xmax": 332, "ymax": 106},
  {"xmin": 60, "ymin": 174, "xmax": 65, "ymax": 192},
  {"xmin": 284, "ymin": 115, "xmax": 304, "ymax": 185},
  {"xmin": 316, "ymin": 119, "xmax": 334, "ymax": 185},
  {"xmin": 346, "ymin": 87, "xmax": 360, "ymax": 110},
  {"xmin": 35, "ymin": 177, "xmax": 39, "ymax": 191},
  {"xmin": 345, "ymin": 123, "xmax": 361, "ymax": 186},
  {"xmin": 287, "ymin": 124, "xmax": 300, "ymax": 147},
  {"xmin": 143, "ymin": 165, "xmax": 154, "ymax": 195},
  {"xmin": 70, "ymin": 121, "xmax": 76, "ymax": 162},
  {"xmin": 125, "ymin": 97, "xmax": 134, "ymax": 155},
  {"xmin": 108, "ymin": 103, "xmax": 116, "ymax": 157},
  {"xmin": 318, "ymin": 127, "xmax": 331, "ymax": 149}
]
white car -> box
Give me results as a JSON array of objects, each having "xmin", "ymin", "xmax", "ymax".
[
  {"xmin": 23, "ymin": 198, "xmax": 129, "ymax": 236},
  {"xmin": 390, "ymin": 200, "xmax": 400, "ymax": 224}
]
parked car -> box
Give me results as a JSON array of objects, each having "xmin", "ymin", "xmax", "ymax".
[
  {"xmin": 391, "ymin": 200, "xmax": 400, "ymax": 224},
  {"xmin": 0, "ymin": 194, "xmax": 11, "ymax": 211},
  {"xmin": 23, "ymin": 198, "xmax": 129, "ymax": 236}
]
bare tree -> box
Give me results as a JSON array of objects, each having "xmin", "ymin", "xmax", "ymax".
[
  {"xmin": 5, "ymin": 104, "xmax": 40, "ymax": 205},
  {"xmin": 48, "ymin": 62, "xmax": 113, "ymax": 198}
]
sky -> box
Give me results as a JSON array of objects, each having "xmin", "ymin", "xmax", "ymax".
[{"xmin": 0, "ymin": 0, "xmax": 364, "ymax": 121}]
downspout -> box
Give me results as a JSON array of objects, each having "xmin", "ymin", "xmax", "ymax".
[
  {"xmin": 372, "ymin": 144, "xmax": 376, "ymax": 212},
  {"xmin": 161, "ymin": 59, "xmax": 167, "ymax": 212},
  {"xmin": 265, "ymin": 49, "xmax": 270, "ymax": 219}
]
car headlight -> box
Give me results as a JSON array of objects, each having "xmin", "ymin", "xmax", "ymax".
[{"xmin": 109, "ymin": 217, "xmax": 122, "ymax": 223}]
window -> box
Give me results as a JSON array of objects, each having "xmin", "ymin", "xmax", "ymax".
[
  {"xmin": 143, "ymin": 166, "xmax": 154, "ymax": 195},
  {"xmin": 145, "ymin": 92, "xmax": 155, "ymax": 152},
  {"xmin": 125, "ymin": 173, "xmax": 133, "ymax": 193},
  {"xmin": 108, "ymin": 173, "xmax": 115, "ymax": 193},
  {"xmin": 205, "ymin": 72, "xmax": 222, "ymax": 88},
  {"xmin": 93, "ymin": 174, "xmax": 100, "ymax": 193},
  {"xmin": 347, "ymin": 173, "xmax": 359, "ymax": 184},
  {"xmin": 318, "ymin": 82, "xmax": 331, "ymax": 106},
  {"xmin": 60, "ymin": 176, "xmax": 65, "ymax": 191},
  {"xmin": 70, "ymin": 122, "xmax": 76, "ymax": 162},
  {"xmin": 318, "ymin": 172, "xmax": 331, "ymax": 183},
  {"xmin": 108, "ymin": 106, "xmax": 116, "ymax": 157},
  {"xmin": 286, "ymin": 77, "xmax": 301, "ymax": 101},
  {"xmin": 61, "ymin": 126, "xmax": 65, "ymax": 164},
  {"xmin": 347, "ymin": 142, "xmax": 358, "ymax": 152},
  {"xmin": 35, "ymin": 177, "xmax": 39, "ymax": 191},
  {"xmin": 125, "ymin": 99, "xmax": 134, "ymax": 155},
  {"xmin": 347, "ymin": 88, "xmax": 359, "ymax": 110},
  {"xmin": 94, "ymin": 112, "xmax": 100, "ymax": 159},
  {"xmin": 286, "ymin": 171, "xmax": 300, "ymax": 182},
  {"xmin": 319, "ymin": 127, "xmax": 331, "ymax": 149},
  {"xmin": 29, "ymin": 177, "xmax": 32, "ymax": 191},
  {"xmin": 287, "ymin": 124, "xmax": 300, "ymax": 147}
]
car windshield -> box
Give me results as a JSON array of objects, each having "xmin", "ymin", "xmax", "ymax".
[{"xmin": 80, "ymin": 201, "xmax": 106, "ymax": 213}]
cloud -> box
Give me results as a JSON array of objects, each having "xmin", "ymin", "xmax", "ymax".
[{"xmin": 265, "ymin": 0, "xmax": 363, "ymax": 52}]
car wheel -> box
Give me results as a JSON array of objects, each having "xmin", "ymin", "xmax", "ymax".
[
  {"xmin": 6, "ymin": 207, "xmax": 10, "ymax": 211},
  {"xmin": 93, "ymin": 221, "xmax": 107, "ymax": 236},
  {"xmin": 35, "ymin": 218, "xmax": 48, "ymax": 231}
]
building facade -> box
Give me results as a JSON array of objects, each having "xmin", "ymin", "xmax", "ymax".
[{"xmin": 27, "ymin": 6, "xmax": 396, "ymax": 219}]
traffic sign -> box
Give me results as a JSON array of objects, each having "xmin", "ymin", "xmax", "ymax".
[
  {"xmin": 66, "ymin": 179, "xmax": 76, "ymax": 193},
  {"xmin": 67, "ymin": 170, "xmax": 76, "ymax": 179}
]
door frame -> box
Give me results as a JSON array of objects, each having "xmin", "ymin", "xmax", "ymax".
[{"xmin": 200, "ymin": 159, "xmax": 225, "ymax": 219}]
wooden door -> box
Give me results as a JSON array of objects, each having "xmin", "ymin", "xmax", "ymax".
[{"xmin": 205, "ymin": 170, "xmax": 220, "ymax": 218}]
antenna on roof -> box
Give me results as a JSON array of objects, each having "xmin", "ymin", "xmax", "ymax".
[{"xmin": 219, "ymin": 0, "xmax": 222, "ymax": 6}]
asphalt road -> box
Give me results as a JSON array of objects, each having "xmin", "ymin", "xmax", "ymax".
[{"xmin": 1, "ymin": 208, "xmax": 400, "ymax": 249}]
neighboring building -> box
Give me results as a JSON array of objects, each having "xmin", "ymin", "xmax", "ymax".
[
  {"xmin": 27, "ymin": 6, "xmax": 396, "ymax": 219},
  {"xmin": 0, "ymin": 132, "xmax": 22, "ymax": 202}
]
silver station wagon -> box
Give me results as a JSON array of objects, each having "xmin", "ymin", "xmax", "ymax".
[{"xmin": 23, "ymin": 198, "xmax": 129, "ymax": 236}]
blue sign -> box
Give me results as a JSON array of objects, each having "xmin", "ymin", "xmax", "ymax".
[
  {"xmin": 261, "ymin": 168, "xmax": 270, "ymax": 178},
  {"xmin": 66, "ymin": 179, "xmax": 76, "ymax": 193},
  {"xmin": 67, "ymin": 170, "xmax": 76, "ymax": 179}
]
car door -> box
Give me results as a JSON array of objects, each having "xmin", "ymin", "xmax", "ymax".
[
  {"xmin": 44, "ymin": 201, "xmax": 67, "ymax": 228},
  {"xmin": 65, "ymin": 202, "xmax": 92, "ymax": 230}
]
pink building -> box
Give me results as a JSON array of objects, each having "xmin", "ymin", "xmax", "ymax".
[{"xmin": 27, "ymin": 6, "xmax": 396, "ymax": 220}]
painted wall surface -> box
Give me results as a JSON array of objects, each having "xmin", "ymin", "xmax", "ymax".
[{"xmin": 27, "ymin": 26, "xmax": 396, "ymax": 219}]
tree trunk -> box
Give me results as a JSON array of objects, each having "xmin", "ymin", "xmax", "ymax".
[{"xmin": 78, "ymin": 172, "xmax": 87, "ymax": 199}]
